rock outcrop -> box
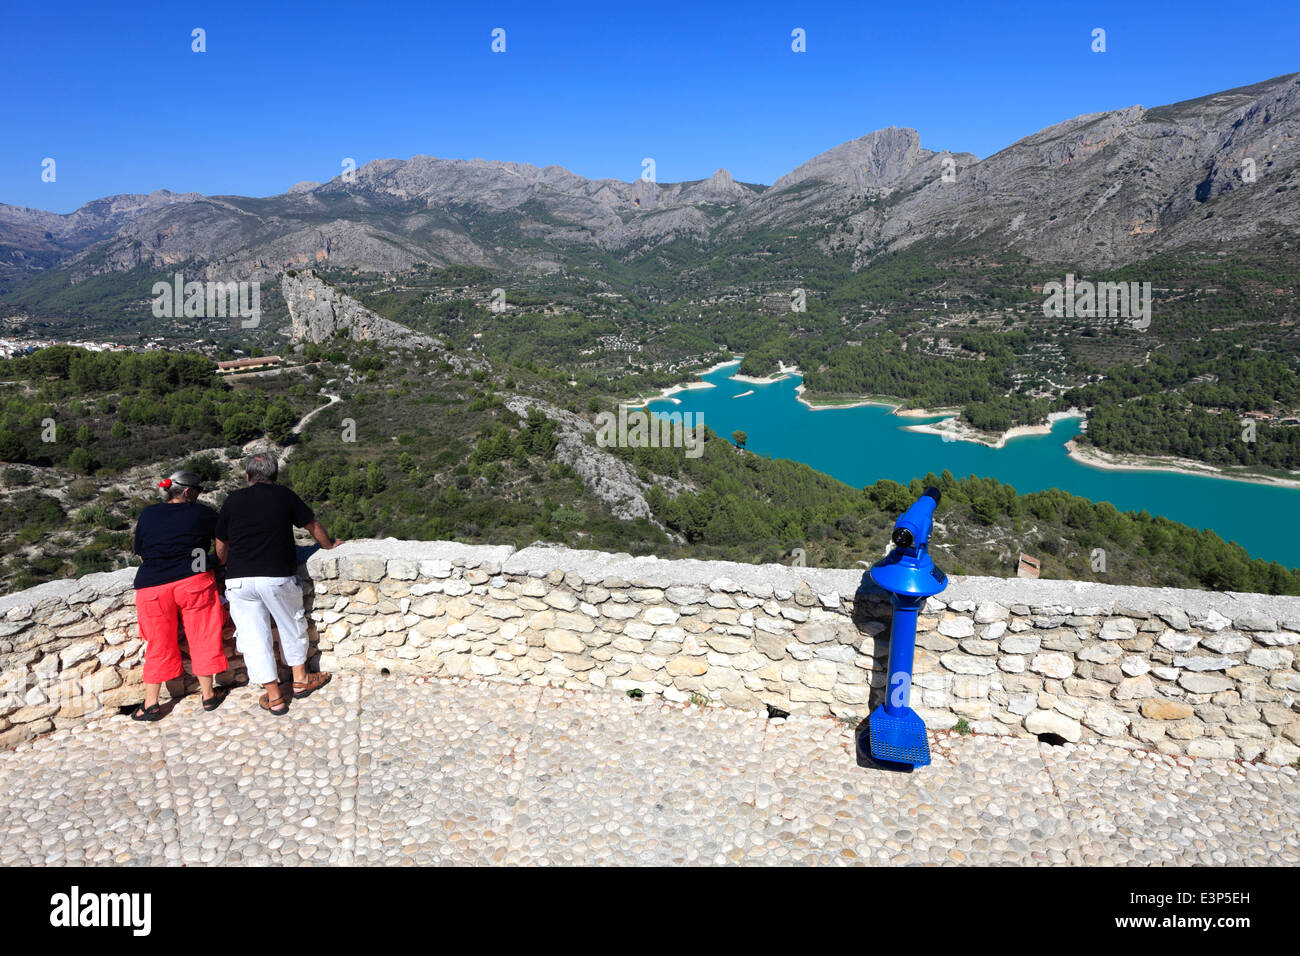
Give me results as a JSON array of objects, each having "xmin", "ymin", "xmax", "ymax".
[
  {"xmin": 282, "ymin": 270, "xmax": 442, "ymax": 350},
  {"xmin": 769, "ymin": 127, "xmax": 937, "ymax": 194},
  {"xmin": 503, "ymin": 395, "xmax": 694, "ymax": 524},
  {"xmin": 846, "ymin": 74, "xmax": 1300, "ymax": 266}
]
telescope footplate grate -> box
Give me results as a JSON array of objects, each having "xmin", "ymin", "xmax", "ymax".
[{"xmin": 867, "ymin": 706, "xmax": 931, "ymax": 768}]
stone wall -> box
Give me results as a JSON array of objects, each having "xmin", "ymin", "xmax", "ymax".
[
  {"xmin": 0, "ymin": 570, "xmax": 253, "ymax": 749},
  {"xmin": 2, "ymin": 540, "xmax": 1299, "ymax": 764}
]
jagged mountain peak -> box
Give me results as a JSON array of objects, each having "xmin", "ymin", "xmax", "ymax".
[{"xmin": 769, "ymin": 126, "xmax": 932, "ymax": 193}]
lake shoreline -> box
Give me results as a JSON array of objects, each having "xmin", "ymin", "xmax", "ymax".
[
  {"xmin": 730, "ymin": 360, "xmax": 802, "ymax": 386},
  {"xmin": 640, "ymin": 360, "xmax": 1300, "ymax": 491},
  {"xmin": 794, "ymin": 382, "xmax": 910, "ymax": 412},
  {"xmin": 903, "ymin": 410, "xmax": 1085, "ymax": 449},
  {"xmin": 625, "ymin": 360, "xmax": 734, "ymax": 407},
  {"xmin": 1065, "ymin": 440, "xmax": 1300, "ymax": 490}
]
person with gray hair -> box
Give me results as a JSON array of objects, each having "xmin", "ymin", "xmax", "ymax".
[{"xmin": 215, "ymin": 452, "xmax": 341, "ymax": 715}]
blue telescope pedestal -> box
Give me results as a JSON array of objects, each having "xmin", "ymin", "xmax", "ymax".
[{"xmin": 862, "ymin": 487, "xmax": 948, "ymax": 769}]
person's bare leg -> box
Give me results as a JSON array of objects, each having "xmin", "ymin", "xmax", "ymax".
[
  {"xmin": 289, "ymin": 663, "xmax": 334, "ymax": 702},
  {"xmin": 198, "ymin": 674, "xmax": 215, "ymax": 702},
  {"xmin": 262, "ymin": 679, "xmax": 286, "ymax": 711},
  {"xmin": 134, "ymin": 682, "xmax": 162, "ymax": 716}
]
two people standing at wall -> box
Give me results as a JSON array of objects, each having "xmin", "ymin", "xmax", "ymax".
[{"xmin": 129, "ymin": 452, "xmax": 342, "ymax": 721}]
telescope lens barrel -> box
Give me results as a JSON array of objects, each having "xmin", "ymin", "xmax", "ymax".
[{"xmin": 923, "ymin": 486, "xmax": 941, "ymax": 506}]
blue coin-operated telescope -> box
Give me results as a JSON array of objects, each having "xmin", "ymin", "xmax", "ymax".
[{"xmin": 862, "ymin": 486, "xmax": 948, "ymax": 769}]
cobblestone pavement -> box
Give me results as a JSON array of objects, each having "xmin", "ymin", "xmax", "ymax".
[{"xmin": 0, "ymin": 673, "xmax": 1296, "ymax": 866}]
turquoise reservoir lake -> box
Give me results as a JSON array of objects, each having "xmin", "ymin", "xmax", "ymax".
[{"xmin": 646, "ymin": 363, "xmax": 1300, "ymax": 569}]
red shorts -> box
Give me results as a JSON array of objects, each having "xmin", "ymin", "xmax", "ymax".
[{"xmin": 135, "ymin": 571, "xmax": 229, "ymax": 683}]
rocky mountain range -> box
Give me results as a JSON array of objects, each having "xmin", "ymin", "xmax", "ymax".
[
  {"xmin": 2, "ymin": 73, "xmax": 1297, "ymax": 294},
  {"xmin": 0, "ymin": 189, "xmax": 201, "ymax": 281}
]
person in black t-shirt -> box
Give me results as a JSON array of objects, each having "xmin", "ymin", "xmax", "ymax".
[
  {"xmin": 130, "ymin": 469, "xmax": 229, "ymax": 721},
  {"xmin": 215, "ymin": 452, "xmax": 342, "ymax": 715}
]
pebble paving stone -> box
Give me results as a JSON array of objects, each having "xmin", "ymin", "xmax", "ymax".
[
  {"xmin": 759, "ymin": 723, "xmax": 1075, "ymax": 865},
  {"xmin": 353, "ymin": 676, "xmax": 535, "ymax": 866},
  {"xmin": 1040, "ymin": 743, "xmax": 1300, "ymax": 867},
  {"xmin": 0, "ymin": 673, "xmax": 1296, "ymax": 866},
  {"xmin": 150, "ymin": 677, "xmax": 359, "ymax": 866},
  {"xmin": 512, "ymin": 689, "xmax": 767, "ymax": 865},
  {"xmin": 0, "ymin": 714, "xmax": 164, "ymax": 866}
]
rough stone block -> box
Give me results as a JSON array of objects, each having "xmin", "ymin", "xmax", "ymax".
[
  {"xmin": 1083, "ymin": 703, "xmax": 1129, "ymax": 737},
  {"xmin": 1154, "ymin": 603, "xmax": 1190, "ymax": 631},
  {"xmin": 666, "ymin": 656, "xmax": 708, "ymax": 677},
  {"xmin": 340, "ymin": 556, "xmax": 387, "ymax": 582},
  {"xmin": 1173, "ymin": 654, "xmax": 1233, "ymax": 672},
  {"xmin": 1187, "ymin": 737, "xmax": 1237, "ymax": 759},
  {"xmin": 1024, "ymin": 709, "xmax": 1082, "ymax": 742},
  {"xmin": 937, "ymin": 616, "xmax": 975, "ymax": 639},
  {"xmin": 1246, "ymin": 648, "xmax": 1293, "ymax": 670},
  {"xmin": 1029, "ymin": 652, "xmax": 1073, "ymax": 679},
  {"xmin": 975, "ymin": 602, "xmax": 1009, "ymax": 624},
  {"xmin": 1000, "ymin": 634, "xmax": 1041, "ymax": 655},
  {"xmin": 665, "ymin": 585, "xmax": 707, "ymax": 606},
  {"xmin": 543, "ymin": 631, "xmax": 585, "ymax": 654},
  {"xmin": 939, "ymin": 653, "xmax": 996, "ymax": 676},
  {"xmin": 1099, "ymin": 618, "xmax": 1137, "ymax": 641},
  {"xmin": 1141, "ymin": 699, "xmax": 1194, "ymax": 720},
  {"xmin": 1200, "ymin": 631, "xmax": 1252, "ymax": 654},
  {"xmin": 1114, "ymin": 675, "xmax": 1156, "ymax": 700},
  {"xmin": 1063, "ymin": 678, "xmax": 1111, "ymax": 699},
  {"xmin": 1178, "ymin": 672, "xmax": 1235, "ymax": 694}
]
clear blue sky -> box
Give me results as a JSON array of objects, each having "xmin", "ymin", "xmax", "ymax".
[{"xmin": 3, "ymin": 0, "xmax": 1296, "ymax": 213}]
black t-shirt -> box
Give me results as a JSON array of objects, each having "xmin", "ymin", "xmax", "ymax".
[
  {"xmin": 133, "ymin": 501, "xmax": 219, "ymax": 590},
  {"xmin": 216, "ymin": 482, "xmax": 315, "ymax": 579}
]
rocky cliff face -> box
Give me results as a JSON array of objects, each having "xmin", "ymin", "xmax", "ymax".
[
  {"xmin": 282, "ymin": 270, "xmax": 443, "ymax": 350},
  {"xmin": 843, "ymin": 74, "xmax": 1300, "ymax": 266},
  {"xmin": 729, "ymin": 127, "xmax": 979, "ymax": 239},
  {"xmin": 503, "ymin": 395, "xmax": 694, "ymax": 525},
  {"xmin": 769, "ymin": 127, "xmax": 934, "ymax": 193}
]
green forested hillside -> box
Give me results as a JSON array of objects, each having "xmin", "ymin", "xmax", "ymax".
[
  {"xmin": 2, "ymin": 344, "xmax": 1297, "ymax": 597},
  {"xmin": 0, "ymin": 346, "xmax": 308, "ymax": 473},
  {"xmin": 318, "ymin": 240, "xmax": 1300, "ymax": 471}
]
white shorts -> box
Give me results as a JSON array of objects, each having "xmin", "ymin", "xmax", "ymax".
[{"xmin": 225, "ymin": 575, "xmax": 310, "ymax": 684}]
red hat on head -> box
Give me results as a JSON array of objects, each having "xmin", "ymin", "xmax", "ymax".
[{"xmin": 158, "ymin": 470, "xmax": 202, "ymax": 492}]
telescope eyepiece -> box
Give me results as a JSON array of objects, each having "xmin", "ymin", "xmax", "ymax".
[{"xmin": 892, "ymin": 527, "xmax": 914, "ymax": 548}]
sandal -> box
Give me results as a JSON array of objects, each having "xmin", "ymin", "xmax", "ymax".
[
  {"xmin": 292, "ymin": 672, "xmax": 332, "ymax": 699},
  {"xmin": 131, "ymin": 703, "xmax": 165, "ymax": 722},
  {"xmin": 259, "ymin": 690, "xmax": 289, "ymax": 716},
  {"xmin": 202, "ymin": 688, "xmax": 228, "ymax": 712}
]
